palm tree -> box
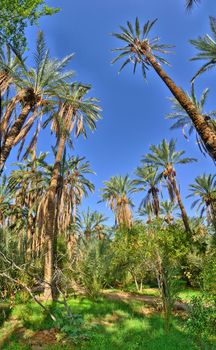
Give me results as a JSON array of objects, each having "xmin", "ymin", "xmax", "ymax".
[
  {"xmin": 0, "ymin": 44, "xmax": 21, "ymax": 96},
  {"xmin": 160, "ymin": 200, "xmax": 178, "ymax": 225},
  {"xmin": 53, "ymin": 154, "xmax": 95, "ymax": 257},
  {"xmin": 166, "ymin": 83, "xmax": 216, "ymax": 157},
  {"xmin": 0, "ymin": 31, "xmax": 74, "ymax": 173},
  {"xmin": 190, "ymin": 17, "xmax": 216, "ymax": 81},
  {"xmin": 42, "ymin": 83, "xmax": 101, "ymax": 300},
  {"xmin": 112, "ymin": 18, "xmax": 216, "ymax": 161},
  {"xmin": 8, "ymin": 151, "xmax": 49, "ymax": 258},
  {"xmin": 79, "ymin": 208, "xmax": 108, "ymax": 241},
  {"xmin": 143, "ymin": 139, "xmax": 196, "ymax": 233},
  {"xmin": 188, "ymin": 174, "xmax": 216, "ymax": 230},
  {"xmin": 0, "ymin": 174, "xmax": 11, "ymax": 229},
  {"xmin": 138, "ymin": 203, "xmax": 154, "ymax": 224},
  {"xmin": 100, "ymin": 175, "xmax": 135, "ymax": 228},
  {"xmin": 133, "ymin": 165, "xmax": 161, "ymax": 217}
]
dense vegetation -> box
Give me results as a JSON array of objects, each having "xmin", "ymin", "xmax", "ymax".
[{"xmin": 0, "ymin": 0, "xmax": 215, "ymax": 349}]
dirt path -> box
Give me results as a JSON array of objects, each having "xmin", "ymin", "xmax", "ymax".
[{"xmin": 102, "ymin": 290, "xmax": 189, "ymax": 312}]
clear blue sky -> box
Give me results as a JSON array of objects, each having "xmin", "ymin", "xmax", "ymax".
[{"xmin": 8, "ymin": 0, "xmax": 215, "ymax": 224}]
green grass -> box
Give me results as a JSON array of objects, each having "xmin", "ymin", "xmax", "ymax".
[
  {"xmin": 0, "ymin": 295, "xmax": 214, "ymax": 350},
  {"xmin": 177, "ymin": 289, "xmax": 202, "ymax": 302}
]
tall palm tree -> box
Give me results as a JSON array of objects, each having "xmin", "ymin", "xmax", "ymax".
[
  {"xmin": 41, "ymin": 83, "xmax": 101, "ymax": 300},
  {"xmin": 100, "ymin": 175, "xmax": 135, "ymax": 228},
  {"xmin": 0, "ymin": 31, "xmax": 74, "ymax": 173},
  {"xmin": 190, "ymin": 17, "xmax": 216, "ymax": 81},
  {"xmin": 188, "ymin": 174, "xmax": 216, "ymax": 230},
  {"xmin": 133, "ymin": 165, "xmax": 161, "ymax": 217},
  {"xmin": 112, "ymin": 18, "xmax": 216, "ymax": 161},
  {"xmin": 166, "ymin": 84, "xmax": 216, "ymax": 157},
  {"xmin": 143, "ymin": 139, "xmax": 196, "ymax": 233}
]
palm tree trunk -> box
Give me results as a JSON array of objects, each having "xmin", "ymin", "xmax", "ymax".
[
  {"xmin": 152, "ymin": 188, "xmax": 160, "ymax": 217},
  {"xmin": 170, "ymin": 176, "xmax": 191, "ymax": 233},
  {"xmin": 0, "ymin": 104, "xmax": 33, "ymax": 173},
  {"xmin": 142, "ymin": 48, "xmax": 216, "ymax": 160},
  {"xmin": 43, "ymin": 134, "xmax": 66, "ymax": 300},
  {"xmin": 68, "ymin": 196, "xmax": 77, "ymax": 258}
]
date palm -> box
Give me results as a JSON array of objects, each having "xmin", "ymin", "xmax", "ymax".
[
  {"xmin": 54, "ymin": 154, "xmax": 95, "ymax": 257},
  {"xmin": 190, "ymin": 17, "xmax": 216, "ymax": 82},
  {"xmin": 112, "ymin": 18, "xmax": 216, "ymax": 160},
  {"xmin": 166, "ymin": 83, "xmax": 216, "ymax": 157},
  {"xmin": 188, "ymin": 174, "xmax": 216, "ymax": 230},
  {"xmin": 160, "ymin": 200, "xmax": 178, "ymax": 225},
  {"xmin": 41, "ymin": 82, "xmax": 101, "ymax": 299},
  {"xmin": 0, "ymin": 174, "xmax": 11, "ymax": 229},
  {"xmin": 100, "ymin": 175, "xmax": 135, "ymax": 228},
  {"xmin": 133, "ymin": 165, "xmax": 161, "ymax": 217},
  {"xmin": 0, "ymin": 31, "xmax": 74, "ymax": 173},
  {"xmin": 0, "ymin": 44, "xmax": 21, "ymax": 96},
  {"xmin": 143, "ymin": 139, "xmax": 196, "ymax": 233},
  {"xmin": 8, "ymin": 151, "xmax": 49, "ymax": 258},
  {"xmin": 79, "ymin": 208, "xmax": 107, "ymax": 241}
]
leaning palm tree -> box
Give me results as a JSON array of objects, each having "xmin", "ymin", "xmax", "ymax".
[
  {"xmin": 190, "ymin": 17, "xmax": 216, "ymax": 82},
  {"xmin": 100, "ymin": 175, "xmax": 135, "ymax": 228},
  {"xmin": 188, "ymin": 174, "xmax": 216, "ymax": 230},
  {"xmin": 112, "ymin": 18, "xmax": 216, "ymax": 160},
  {"xmin": 41, "ymin": 82, "xmax": 101, "ymax": 300},
  {"xmin": 143, "ymin": 139, "xmax": 196, "ymax": 233},
  {"xmin": 0, "ymin": 31, "xmax": 74, "ymax": 173},
  {"xmin": 133, "ymin": 165, "xmax": 161, "ymax": 217},
  {"xmin": 166, "ymin": 84, "xmax": 216, "ymax": 157}
]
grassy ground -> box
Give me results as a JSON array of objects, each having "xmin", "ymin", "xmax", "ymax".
[
  {"xmin": 123, "ymin": 285, "xmax": 202, "ymax": 301},
  {"xmin": 0, "ymin": 292, "xmax": 210, "ymax": 350}
]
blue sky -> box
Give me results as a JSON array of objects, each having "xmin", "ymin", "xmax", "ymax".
[{"xmin": 8, "ymin": 0, "xmax": 215, "ymax": 224}]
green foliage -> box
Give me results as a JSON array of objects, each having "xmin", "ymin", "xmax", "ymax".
[
  {"xmin": 74, "ymin": 238, "xmax": 112, "ymax": 298},
  {"xmin": 187, "ymin": 295, "xmax": 216, "ymax": 348},
  {"xmin": 2, "ymin": 297, "xmax": 202, "ymax": 350},
  {"xmin": 0, "ymin": 0, "xmax": 60, "ymax": 50}
]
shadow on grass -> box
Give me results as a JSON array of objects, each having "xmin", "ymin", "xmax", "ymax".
[
  {"xmin": 1, "ymin": 297, "xmax": 215, "ymax": 350},
  {"xmin": 0, "ymin": 303, "xmax": 11, "ymax": 326}
]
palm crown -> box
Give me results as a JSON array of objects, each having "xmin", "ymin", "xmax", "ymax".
[
  {"xmin": 142, "ymin": 139, "xmax": 196, "ymax": 174},
  {"xmin": 112, "ymin": 18, "xmax": 172, "ymax": 78},
  {"xmin": 190, "ymin": 17, "xmax": 216, "ymax": 81},
  {"xmin": 133, "ymin": 165, "xmax": 161, "ymax": 215},
  {"xmin": 166, "ymin": 84, "xmax": 216, "ymax": 156},
  {"xmin": 188, "ymin": 174, "xmax": 216, "ymax": 218},
  {"xmin": 100, "ymin": 175, "xmax": 135, "ymax": 227}
]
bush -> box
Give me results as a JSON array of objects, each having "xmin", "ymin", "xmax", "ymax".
[{"xmin": 187, "ymin": 295, "xmax": 216, "ymax": 349}]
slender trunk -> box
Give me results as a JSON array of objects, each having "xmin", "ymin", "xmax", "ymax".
[
  {"xmin": 67, "ymin": 195, "xmax": 77, "ymax": 259},
  {"xmin": 26, "ymin": 212, "xmax": 34, "ymax": 259},
  {"xmin": 142, "ymin": 48, "xmax": 216, "ymax": 160},
  {"xmin": 152, "ymin": 187, "xmax": 160, "ymax": 217},
  {"xmin": 170, "ymin": 175, "xmax": 191, "ymax": 233},
  {"xmin": 0, "ymin": 104, "xmax": 33, "ymax": 173},
  {"xmin": 43, "ymin": 135, "xmax": 66, "ymax": 300}
]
